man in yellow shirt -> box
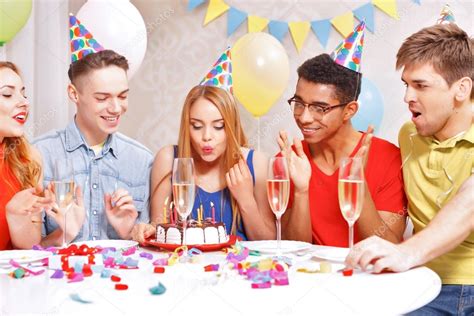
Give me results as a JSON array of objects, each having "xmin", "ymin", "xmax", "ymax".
[{"xmin": 346, "ymin": 23, "xmax": 473, "ymax": 314}]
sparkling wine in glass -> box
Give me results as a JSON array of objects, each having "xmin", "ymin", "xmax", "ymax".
[
  {"xmin": 172, "ymin": 158, "xmax": 195, "ymax": 247},
  {"xmin": 53, "ymin": 158, "xmax": 75, "ymax": 248},
  {"xmin": 267, "ymin": 157, "xmax": 290, "ymax": 257},
  {"xmin": 338, "ymin": 157, "xmax": 364, "ymax": 250}
]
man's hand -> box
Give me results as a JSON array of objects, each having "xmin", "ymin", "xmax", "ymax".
[
  {"xmin": 345, "ymin": 236, "xmax": 418, "ymax": 273},
  {"xmin": 277, "ymin": 130, "xmax": 311, "ymax": 192},
  {"xmin": 105, "ymin": 188, "xmax": 139, "ymax": 239}
]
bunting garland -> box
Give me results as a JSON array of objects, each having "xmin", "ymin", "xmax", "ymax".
[{"xmin": 190, "ymin": 0, "xmax": 421, "ymax": 52}]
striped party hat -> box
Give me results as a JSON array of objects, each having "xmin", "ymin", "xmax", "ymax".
[
  {"xmin": 436, "ymin": 4, "xmax": 455, "ymax": 24},
  {"xmin": 69, "ymin": 14, "xmax": 104, "ymax": 63},
  {"xmin": 200, "ymin": 47, "xmax": 233, "ymax": 93},
  {"xmin": 330, "ymin": 21, "xmax": 365, "ymax": 73}
]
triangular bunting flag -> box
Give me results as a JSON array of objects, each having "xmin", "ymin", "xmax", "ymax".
[
  {"xmin": 227, "ymin": 7, "xmax": 247, "ymax": 36},
  {"xmin": 188, "ymin": 0, "xmax": 205, "ymax": 11},
  {"xmin": 204, "ymin": 0, "xmax": 229, "ymax": 26},
  {"xmin": 353, "ymin": 3, "xmax": 375, "ymax": 33},
  {"xmin": 311, "ymin": 19, "xmax": 331, "ymax": 48},
  {"xmin": 331, "ymin": 12, "xmax": 354, "ymax": 37},
  {"xmin": 289, "ymin": 21, "xmax": 311, "ymax": 52},
  {"xmin": 200, "ymin": 47, "xmax": 233, "ymax": 93},
  {"xmin": 372, "ymin": 0, "xmax": 399, "ymax": 20},
  {"xmin": 268, "ymin": 20, "xmax": 289, "ymax": 42},
  {"xmin": 69, "ymin": 14, "xmax": 104, "ymax": 63},
  {"xmin": 411, "ymin": 0, "xmax": 421, "ymax": 5},
  {"xmin": 248, "ymin": 15, "xmax": 268, "ymax": 33}
]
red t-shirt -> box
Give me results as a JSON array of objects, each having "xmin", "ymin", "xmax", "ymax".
[
  {"xmin": 0, "ymin": 153, "xmax": 21, "ymax": 250},
  {"xmin": 288, "ymin": 134, "xmax": 407, "ymax": 247}
]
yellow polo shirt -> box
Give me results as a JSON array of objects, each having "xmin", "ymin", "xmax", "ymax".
[{"xmin": 399, "ymin": 121, "xmax": 474, "ymax": 285}]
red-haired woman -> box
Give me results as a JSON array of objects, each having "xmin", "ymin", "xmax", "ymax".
[{"xmin": 0, "ymin": 61, "xmax": 52, "ymax": 249}]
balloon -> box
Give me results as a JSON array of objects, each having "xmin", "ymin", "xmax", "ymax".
[
  {"xmin": 0, "ymin": 0, "xmax": 32, "ymax": 46},
  {"xmin": 232, "ymin": 33, "xmax": 290, "ymax": 118},
  {"xmin": 77, "ymin": 0, "xmax": 147, "ymax": 78},
  {"xmin": 352, "ymin": 78, "xmax": 384, "ymax": 133}
]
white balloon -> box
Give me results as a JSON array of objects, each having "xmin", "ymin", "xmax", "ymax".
[{"xmin": 77, "ymin": 0, "xmax": 147, "ymax": 78}]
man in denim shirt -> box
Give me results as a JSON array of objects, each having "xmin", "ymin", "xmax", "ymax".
[{"xmin": 34, "ymin": 50, "xmax": 152, "ymax": 245}]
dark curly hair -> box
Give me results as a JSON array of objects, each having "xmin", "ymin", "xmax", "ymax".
[
  {"xmin": 68, "ymin": 49, "xmax": 129, "ymax": 85},
  {"xmin": 297, "ymin": 53, "xmax": 362, "ymax": 102}
]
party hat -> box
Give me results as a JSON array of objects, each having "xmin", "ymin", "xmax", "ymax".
[
  {"xmin": 436, "ymin": 4, "xmax": 455, "ymax": 24},
  {"xmin": 69, "ymin": 14, "xmax": 104, "ymax": 63},
  {"xmin": 199, "ymin": 47, "xmax": 233, "ymax": 93},
  {"xmin": 330, "ymin": 20, "xmax": 365, "ymax": 73}
]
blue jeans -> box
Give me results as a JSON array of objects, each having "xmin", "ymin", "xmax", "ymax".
[{"xmin": 407, "ymin": 285, "xmax": 474, "ymax": 316}]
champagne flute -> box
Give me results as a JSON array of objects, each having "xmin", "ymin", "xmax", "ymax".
[
  {"xmin": 267, "ymin": 157, "xmax": 290, "ymax": 258},
  {"xmin": 53, "ymin": 158, "xmax": 75, "ymax": 248},
  {"xmin": 172, "ymin": 158, "xmax": 196, "ymax": 248},
  {"xmin": 338, "ymin": 157, "xmax": 364, "ymax": 250}
]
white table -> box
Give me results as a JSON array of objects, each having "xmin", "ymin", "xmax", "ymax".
[{"xmin": 0, "ymin": 244, "xmax": 441, "ymax": 315}]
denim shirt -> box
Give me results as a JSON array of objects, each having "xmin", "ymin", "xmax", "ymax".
[{"xmin": 33, "ymin": 120, "xmax": 153, "ymax": 241}]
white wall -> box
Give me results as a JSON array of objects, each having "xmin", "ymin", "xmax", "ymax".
[{"xmin": 3, "ymin": 0, "xmax": 473, "ymax": 156}]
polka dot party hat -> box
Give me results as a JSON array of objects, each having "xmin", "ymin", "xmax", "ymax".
[
  {"xmin": 436, "ymin": 4, "xmax": 455, "ymax": 25},
  {"xmin": 69, "ymin": 14, "xmax": 104, "ymax": 63},
  {"xmin": 199, "ymin": 47, "xmax": 233, "ymax": 94},
  {"xmin": 330, "ymin": 20, "xmax": 365, "ymax": 73}
]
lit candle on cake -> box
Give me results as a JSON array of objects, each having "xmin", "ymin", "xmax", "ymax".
[
  {"xmin": 197, "ymin": 208, "xmax": 202, "ymax": 225},
  {"xmin": 210, "ymin": 201, "xmax": 216, "ymax": 224},
  {"xmin": 169, "ymin": 201, "xmax": 175, "ymax": 224},
  {"xmin": 163, "ymin": 196, "xmax": 168, "ymax": 224}
]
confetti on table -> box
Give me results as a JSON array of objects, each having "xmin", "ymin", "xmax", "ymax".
[
  {"xmin": 51, "ymin": 269, "xmax": 64, "ymax": 279},
  {"xmin": 100, "ymin": 269, "xmax": 112, "ymax": 278},
  {"xmin": 115, "ymin": 284, "xmax": 128, "ymax": 291},
  {"xmin": 110, "ymin": 275, "xmax": 121, "ymax": 282},
  {"xmin": 68, "ymin": 273, "xmax": 84, "ymax": 283},
  {"xmin": 153, "ymin": 266, "xmax": 165, "ymax": 274},
  {"xmin": 149, "ymin": 282, "xmax": 166, "ymax": 295},
  {"xmin": 70, "ymin": 293, "xmax": 93, "ymax": 304},
  {"xmin": 139, "ymin": 252, "xmax": 153, "ymax": 260},
  {"xmin": 342, "ymin": 268, "xmax": 353, "ymax": 277}
]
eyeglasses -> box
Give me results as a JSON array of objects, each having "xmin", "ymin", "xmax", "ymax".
[{"xmin": 287, "ymin": 97, "xmax": 349, "ymax": 119}]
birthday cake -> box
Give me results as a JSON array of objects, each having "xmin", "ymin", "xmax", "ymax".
[{"xmin": 156, "ymin": 219, "xmax": 228, "ymax": 245}]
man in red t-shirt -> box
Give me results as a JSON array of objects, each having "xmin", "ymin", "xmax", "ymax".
[{"xmin": 279, "ymin": 23, "xmax": 407, "ymax": 247}]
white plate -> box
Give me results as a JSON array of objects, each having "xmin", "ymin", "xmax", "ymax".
[
  {"xmin": 71, "ymin": 239, "xmax": 138, "ymax": 250},
  {"xmin": 0, "ymin": 250, "xmax": 51, "ymax": 267},
  {"xmin": 312, "ymin": 246, "xmax": 349, "ymax": 262},
  {"xmin": 241, "ymin": 240, "xmax": 312, "ymax": 254}
]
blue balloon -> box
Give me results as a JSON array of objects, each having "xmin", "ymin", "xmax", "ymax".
[{"xmin": 352, "ymin": 78, "xmax": 384, "ymax": 133}]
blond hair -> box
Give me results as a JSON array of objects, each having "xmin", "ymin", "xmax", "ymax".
[
  {"xmin": 178, "ymin": 85, "xmax": 248, "ymax": 234},
  {"xmin": 0, "ymin": 62, "xmax": 41, "ymax": 189}
]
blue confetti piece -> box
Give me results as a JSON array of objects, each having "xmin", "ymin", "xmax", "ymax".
[
  {"xmin": 149, "ymin": 282, "xmax": 166, "ymax": 295},
  {"xmin": 100, "ymin": 269, "xmax": 112, "ymax": 278},
  {"xmin": 70, "ymin": 293, "xmax": 93, "ymax": 304}
]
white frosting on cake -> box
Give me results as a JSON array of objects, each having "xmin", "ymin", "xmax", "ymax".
[
  {"xmin": 156, "ymin": 226, "xmax": 166, "ymax": 243},
  {"xmin": 218, "ymin": 226, "xmax": 228, "ymax": 242},
  {"xmin": 185, "ymin": 227, "xmax": 205, "ymax": 244},
  {"xmin": 166, "ymin": 227, "xmax": 182, "ymax": 244},
  {"xmin": 204, "ymin": 227, "xmax": 219, "ymax": 244},
  {"xmin": 156, "ymin": 220, "xmax": 228, "ymax": 245}
]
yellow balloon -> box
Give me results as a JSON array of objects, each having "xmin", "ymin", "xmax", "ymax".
[
  {"xmin": 0, "ymin": 0, "xmax": 32, "ymax": 45},
  {"xmin": 232, "ymin": 33, "xmax": 289, "ymax": 118}
]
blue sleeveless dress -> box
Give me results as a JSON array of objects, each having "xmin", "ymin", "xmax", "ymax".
[{"xmin": 173, "ymin": 146, "xmax": 255, "ymax": 240}]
